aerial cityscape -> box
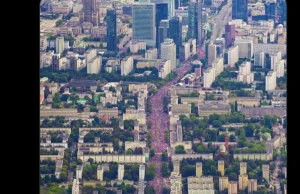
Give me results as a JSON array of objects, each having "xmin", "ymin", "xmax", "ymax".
[{"xmin": 40, "ymin": 0, "xmax": 287, "ymax": 194}]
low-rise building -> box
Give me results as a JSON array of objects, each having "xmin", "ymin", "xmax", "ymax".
[{"xmin": 198, "ymin": 101, "xmax": 231, "ymax": 117}]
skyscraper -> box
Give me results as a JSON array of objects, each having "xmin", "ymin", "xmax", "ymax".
[
  {"xmin": 188, "ymin": 0, "xmax": 202, "ymax": 46},
  {"xmin": 278, "ymin": 0, "xmax": 287, "ymax": 25},
  {"xmin": 265, "ymin": 1, "xmax": 277, "ymax": 22},
  {"xmin": 169, "ymin": 16, "xmax": 182, "ymax": 58},
  {"xmin": 225, "ymin": 22, "xmax": 235, "ymax": 48},
  {"xmin": 197, "ymin": 0, "xmax": 202, "ymax": 46},
  {"xmin": 150, "ymin": 0, "xmax": 174, "ymax": 18},
  {"xmin": 132, "ymin": 3, "xmax": 156, "ymax": 47},
  {"xmin": 80, "ymin": 0, "xmax": 98, "ymax": 26},
  {"xmin": 55, "ymin": 36, "xmax": 64, "ymax": 54},
  {"xmin": 155, "ymin": 3, "xmax": 168, "ymax": 48},
  {"xmin": 158, "ymin": 20, "xmax": 169, "ymax": 49},
  {"xmin": 232, "ymin": 0, "xmax": 248, "ymax": 23},
  {"xmin": 106, "ymin": 8, "xmax": 117, "ymax": 52}
]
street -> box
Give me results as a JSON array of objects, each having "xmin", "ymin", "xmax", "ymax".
[{"xmin": 210, "ymin": 0, "xmax": 232, "ymax": 41}]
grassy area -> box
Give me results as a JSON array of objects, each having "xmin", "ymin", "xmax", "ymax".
[{"xmin": 40, "ymin": 186, "xmax": 47, "ymax": 194}]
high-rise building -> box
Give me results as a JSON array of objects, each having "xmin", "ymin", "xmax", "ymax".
[
  {"xmin": 72, "ymin": 178, "xmax": 80, "ymax": 194},
  {"xmin": 55, "ymin": 36, "xmax": 64, "ymax": 54},
  {"xmin": 158, "ymin": 20, "xmax": 169, "ymax": 50},
  {"xmin": 203, "ymin": 67, "xmax": 215, "ymax": 88},
  {"xmin": 150, "ymin": 0, "xmax": 174, "ymax": 18},
  {"xmin": 238, "ymin": 174, "xmax": 248, "ymax": 190},
  {"xmin": 278, "ymin": 0, "xmax": 287, "ymax": 25},
  {"xmin": 169, "ymin": 16, "xmax": 182, "ymax": 58},
  {"xmin": 196, "ymin": 162, "xmax": 202, "ymax": 177},
  {"xmin": 212, "ymin": 58, "xmax": 224, "ymax": 76},
  {"xmin": 87, "ymin": 56, "xmax": 102, "ymax": 74},
  {"xmin": 254, "ymin": 51, "xmax": 265, "ymax": 67},
  {"xmin": 262, "ymin": 164, "xmax": 269, "ymax": 182},
  {"xmin": 265, "ymin": 1, "xmax": 277, "ymax": 22},
  {"xmin": 121, "ymin": 56, "xmax": 134, "ymax": 76},
  {"xmin": 218, "ymin": 160, "xmax": 225, "ymax": 176},
  {"xmin": 219, "ymin": 176, "xmax": 229, "ymax": 191},
  {"xmin": 228, "ymin": 46, "xmax": 239, "ymax": 66},
  {"xmin": 187, "ymin": 0, "xmax": 202, "ymax": 46},
  {"xmin": 155, "ymin": 3, "xmax": 168, "ymax": 48},
  {"xmin": 240, "ymin": 162, "xmax": 247, "ymax": 175},
  {"xmin": 196, "ymin": 0, "xmax": 202, "ymax": 46},
  {"xmin": 173, "ymin": 160, "xmax": 180, "ymax": 174},
  {"xmin": 248, "ymin": 179, "xmax": 258, "ymax": 193},
  {"xmin": 132, "ymin": 3, "xmax": 156, "ymax": 47},
  {"xmin": 270, "ymin": 52, "xmax": 282, "ymax": 70},
  {"xmin": 228, "ymin": 181, "xmax": 238, "ymax": 194},
  {"xmin": 207, "ymin": 43, "xmax": 217, "ymax": 67},
  {"xmin": 266, "ymin": 71, "xmax": 277, "ymax": 91},
  {"xmin": 175, "ymin": 0, "xmax": 180, "ymax": 9},
  {"xmin": 234, "ymin": 37, "xmax": 253, "ymax": 59},
  {"xmin": 139, "ymin": 164, "xmax": 145, "ymax": 180},
  {"xmin": 106, "ymin": 9, "xmax": 117, "ymax": 52},
  {"xmin": 237, "ymin": 61, "xmax": 254, "ymax": 84},
  {"xmin": 176, "ymin": 120, "xmax": 183, "ymax": 142},
  {"xmin": 274, "ymin": 60, "xmax": 285, "ymax": 78},
  {"xmin": 232, "ymin": 0, "xmax": 248, "ymax": 23},
  {"xmin": 118, "ymin": 164, "xmax": 125, "ymax": 181},
  {"xmin": 80, "ymin": 0, "xmax": 98, "ymax": 26},
  {"xmin": 97, "ymin": 165, "xmax": 104, "ymax": 181},
  {"xmin": 170, "ymin": 172, "xmax": 182, "ymax": 194},
  {"xmin": 161, "ymin": 39, "xmax": 177, "ymax": 70},
  {"xmin": 158, "ymin": 59, "xmax": 172, "ymax": 79},
  {"xmin": 225, "ymin": 23, "xmax": 235, "ymax": 48}
]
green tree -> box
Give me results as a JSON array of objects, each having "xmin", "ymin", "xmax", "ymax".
[
  {"xmin": 218, "ymin": 134, "xmax": 226, "ymax": 142},
  {"xmin": 175, "ymin": 145, "xmax": 186, "ymax": 154},
  {"xmin": 162, "ymin": 187, "xmax": 170, "ymax": 194},
  {"xmin": 113, "ymin": 138, "xmax": 120, "ymax": 151},
  {"xmin": 229, "ymin": 134, "xmax": 236, "ymax": 142},
  {"xmin": 56, "ymin": 20, "xmax": 63, "ymax": 27},
  {"xmin": 150, "ymin": 148, "xmax": 155, "ymax": 158},
  {"xmin": 161, "ymin": 151, "xmax": 168, "ymax": 161},
  {"xmin": 164, "ymin": 131, "xmax": 169, "ymax": 143},
  {"xmin": 162, "ymin": 162, "xmax": 170, "ymax": 177},
  {"xmin": 144, "ymin": 185, "xmax": 155, "ymax": 194},
  {"xmin": 145, "ymin": 164, "xmax": 155, "ymax": 181},
  {"xmin": 126, "ymin": 148, "xmax": 133, "ymax": 154},
  {"xmin": 48, "ymin": 183, "xmax": 65, "ymax": 194}
]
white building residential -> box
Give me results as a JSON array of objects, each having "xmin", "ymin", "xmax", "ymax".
[
  {"xmin": 254, "ymin": 51, "xmax": 265, "ymax": 67},
  {"xmin": 228, "ymin": 46, "xmax": 239, "ymax": 66},
  {"xmin": 234, "ymin": 37, "xmax": 254, "ymax": 59},
  {"xmin": 158, "ymin": 59, "xmax": 172, "ymax": 79},
  {"xmin": 203, "ymin": 67, "xmax": 216, "ymax": 88},
  {"xmin": 237, "ymin": 61, "xmax": 254, "ymax": 84},
  {"xmin": 121, "ymin": 56, "xmax": 134, "ymax": 76},
  {"xmin": 161, "ymin": 39, "xmax": 177, "ymax": 70},
  {"xmin": 87, "ymin": 56, "xmax": 102, "ymax": 74},
  {"xmin": 266, "ymin": 71, "xmax": 277, "ymax": 91},
  {"xmin": 212, "ymin": 58, "xmax": 224, "ymax": 76}
]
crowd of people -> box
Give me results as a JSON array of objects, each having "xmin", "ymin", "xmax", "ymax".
[{"xmin": 145, "ymin": 48, "xmax": 205, "ymax": 192}]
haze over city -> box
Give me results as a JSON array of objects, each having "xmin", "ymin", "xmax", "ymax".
[{"xmin": 40, "ymin": 0, "xmax": 287, "ymax": 194}]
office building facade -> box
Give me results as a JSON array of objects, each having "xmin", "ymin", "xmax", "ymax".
[
  {"xmin": 232, "ymin": 0, "xmax": 248, "ymax": 23},
  {"xmin": 132, "ymin": 3, "xmax": 156, "ymax": 47},
  {"xmin": 155, "ymin": 3, "xmax": 168, "ymax": 48},
  {"xmin": 169, "ymin": 16, "xmax": 182, "ymax": 58},
  {"xmin": 187, "ymin": 0, "xmax": 202, "ymax": 46},
  {"xmin": 225, "ymin": 23, "xmax": 235, "ymax": 48},
  {"xmin": 106, "ymin": 9, "xmax": 117, "ymax": 51}
]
